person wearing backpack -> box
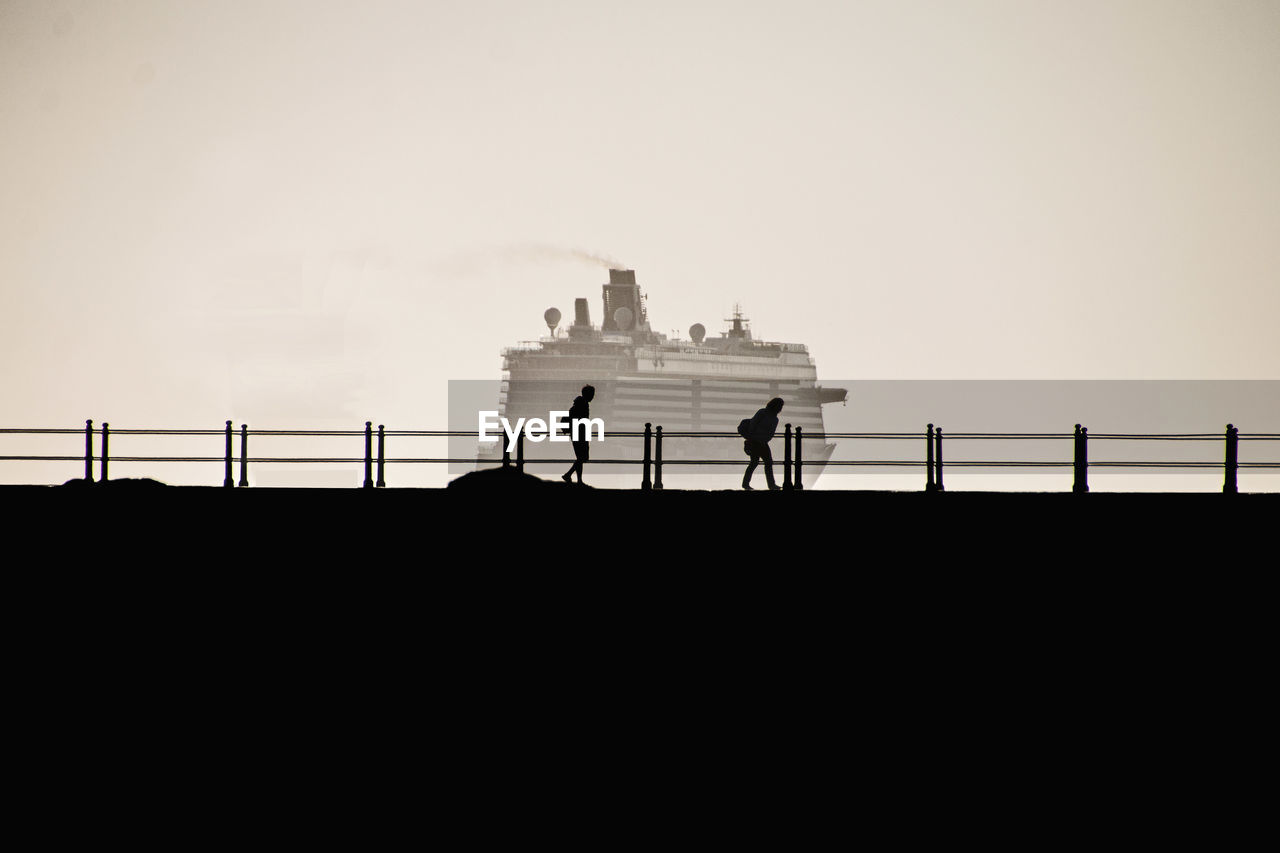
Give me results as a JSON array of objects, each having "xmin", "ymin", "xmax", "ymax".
[{"xmin": 738, "ymin": 397, "xmax": 784, "ymax": 490}]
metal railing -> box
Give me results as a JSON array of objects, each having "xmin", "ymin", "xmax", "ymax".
[{"xmin": 2, "ymin": 420, "xmax": 1277, "ymax": 492}]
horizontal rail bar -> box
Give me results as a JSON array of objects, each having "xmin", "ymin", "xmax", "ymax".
[
  {"xmin": 4, "ymin": 457, "xmax": 1275, "ymax": 469},
  {"xmin": 1080, "ymin": 432, "xmax": 1218, "ymax": 438},
  {"xmin": 68, "ymin": 456, "xmax": 241, "ymax": 463},
  {"xmin": 659, "ymin": 432, "xmax": 929, "ymax": 439},
  {"xmin": 4, "ymin": 428, "xmax": 1278, "ymax": 439},
  {"xmin": 66, "ymin": 429, "xmax": 226, "ymax": 436},
  {"xmin": 1083, "ymin": 462, "xmax": 1232, "ymax": 468},
  {"xmin": 905, "ymin": 432, "xmax": 1073, "ymax": 439},
  {"xmin": 7, "ymin": 454, "xmax": 1271, "ymax": 468},
  {"xmin": 0, "ymin": 429, "xmax": 86, "ymax": 434}
]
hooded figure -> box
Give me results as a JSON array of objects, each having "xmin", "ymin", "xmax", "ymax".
[{"xmin": 742, "ymin": 397, "xmax": 784, "ymax": 490}]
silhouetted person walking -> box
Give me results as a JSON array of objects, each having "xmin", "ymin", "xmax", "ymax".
[
  {"xmin": 562, "ymin": 384, "xmax": 595, "ymax": 485},
  {"xmin": 742, "ymin": 397, "xmax": 784, "ymax": 490}
]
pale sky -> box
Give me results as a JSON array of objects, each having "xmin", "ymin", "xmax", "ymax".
[{"xmin": 2, "ymin": 0, "xmax": 1277, "ymax": 486}]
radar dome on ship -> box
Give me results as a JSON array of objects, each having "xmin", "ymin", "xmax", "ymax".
[{"xmin": 689, "ymin": 323, "xmax": 706, "ymax": 343}]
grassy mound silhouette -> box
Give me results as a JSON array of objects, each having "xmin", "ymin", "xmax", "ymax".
[{"xmin": 447, "ymin": 467, "xmax": 590, "ymax": 491}]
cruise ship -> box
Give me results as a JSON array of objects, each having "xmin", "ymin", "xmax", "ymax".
[{"xmin": 482, "ymin": 269, "xmax": 847, "ymax": 483}]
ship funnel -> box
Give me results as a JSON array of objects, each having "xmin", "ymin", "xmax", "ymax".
[
  {"xmin": 601, "ymin": 268, "xmax": 648, "ymax": 333},
  {"xmin": 573, "ymin": 298, "xmax": 591, "ymax": 327}
]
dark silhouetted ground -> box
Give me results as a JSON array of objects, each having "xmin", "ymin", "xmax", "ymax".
[
  {"xmin": 4, "ymin": 478, "xmax": 1269, "ymax": 814},
  {"xmin": 5, "ymin": 481, "xmax": 1273, "ymax": 568}
]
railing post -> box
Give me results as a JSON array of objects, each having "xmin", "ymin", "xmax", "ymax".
[
  {"xmin": 783, "ymin": 423, "xmax": 793, "ymax": 490},
  {"xmin": 642, "ymin": 423, "xmax": 652, "ymax": 491},
  {"xmin": 1072, "ymin": 425, "xmax": 1082, "ymax": 493},
  {"xmin": 1072, "ymin": 424, "xmax": 1079, "ymax": 491},
  {"xmin": 363, "ymin": 421, "xmax": 373, "ymax": 488},
  {"xmin": 934, "ymin": 426, "xmax": 943, "ymax": 492},
  {"xmin": 516, "ymin": 430, "xmax": 525, "ymax": 474},
  {"xmin": 1073, "ymin": 425, "xmax": 1088, "ymax": 493},
  {"xmin": 224, "ymin": 420, "xmax": 234, "ymax": 487},
  {"xmin": 794, "ymin": 426, "xmax": 803, "ymax": 490},
  {"xmin": 84, "ymin": 420, "xmax": 94, "ymax": 482},
  {"xmin": 654, "ymin": 426, "xmax": 664, "ymax": 490},
  {"xmin": 238, "ymin": 424, "xmax": 249, "ymax": 488},
  {"xmin": 1223, "ymin": 423, "xmax": 1238, "ymax": 494},
  {"xmin": 925, "ymin": 423, "xmax": 936, "ymax": 492},
  {"xmin": 1081, "ymin": 427, "xmax": 1088, "ymax": 492},
  {"xmin": 100, "ymin": 422, "xmax": 109, "ymax": 482},
  {"xmin": 377, "ymin": 425, "xmax": 387, "ymax": 488}
]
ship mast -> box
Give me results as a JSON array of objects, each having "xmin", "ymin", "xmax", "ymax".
[{"xmin": 725, "ymin": 304, "xmax": 750, "ymax": 339}]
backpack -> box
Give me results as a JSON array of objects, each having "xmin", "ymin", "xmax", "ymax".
[{"xmin": 737, "ymin": 417, "xmax": 752, "ymax": 438}]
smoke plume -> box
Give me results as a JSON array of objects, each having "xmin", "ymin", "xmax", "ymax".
[{"xmin": 429, "ymin": 244, "xmax": 627, "ymax": 277}]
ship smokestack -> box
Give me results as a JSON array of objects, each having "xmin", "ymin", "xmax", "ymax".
[
  {"xmin": 601, "ymin": 268, "xmax": 647, "ymax": 333},
  {"xmin": 574, "ymin": 298, "xmax": 591, "ymax": 327}
]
